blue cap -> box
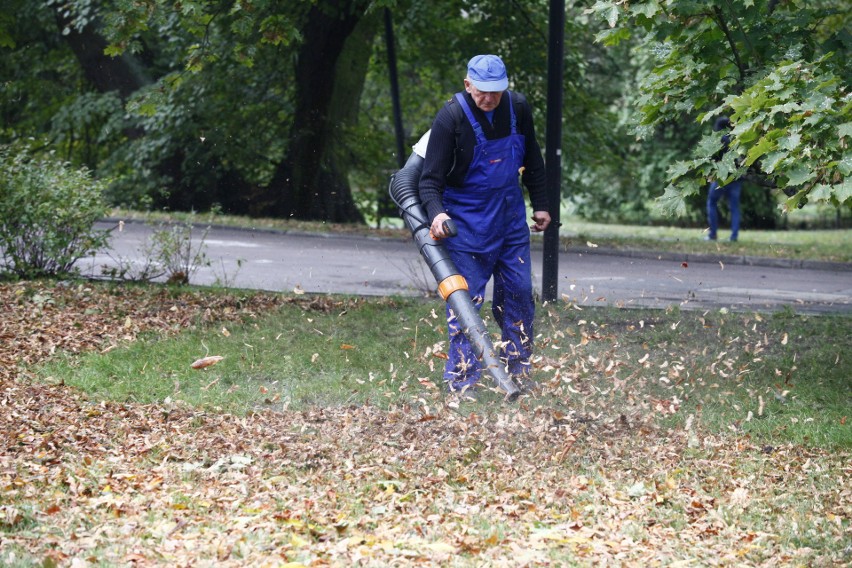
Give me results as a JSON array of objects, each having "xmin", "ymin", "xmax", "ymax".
[{"xmin": 467, "ymin": 54, "xmax": 509, "ymax": 92}]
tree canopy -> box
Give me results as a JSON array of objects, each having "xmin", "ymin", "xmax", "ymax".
[
  {"xmin": 1, "ymin": 0, "xmax": 849, "ymax": 223},
  {"xmin": 587, "ymin": 0, "xmax": 851, "ymax": 215}
]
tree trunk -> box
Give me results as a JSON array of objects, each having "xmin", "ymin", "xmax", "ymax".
[
  {"xmin": 263, "ymin": 2, "xmax": 377, "ymax": 222},
  {"xmin": 54, "ymin": 8, "xmax": 150, "ymax": 102},
  {"xmin": 54, "ymin": 6, "xmax": 150, "ymax": 147}
]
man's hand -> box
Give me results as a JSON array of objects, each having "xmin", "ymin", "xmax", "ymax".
[
  {"xmin": 530, "ymin": 210, "xmax": 551, "ymax": 233},
  {"xmin": 431, "ymin": 213, "xmax": 452, "ymax": 239}
]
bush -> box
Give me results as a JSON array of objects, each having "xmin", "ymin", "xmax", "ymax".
[{"xmin": 0, "ymin": 146, "xmax": 111, "ymax": 278}]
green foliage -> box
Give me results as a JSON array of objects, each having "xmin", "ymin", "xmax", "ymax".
[
  {"xmin": 381, "ymin": 1, "xmax": 653, "ymax": 224},
  {"xmin": 4, "ymin": 0, "xmax": 846, "ymax": 225},
  {"xmin": 0, "ymin": 146, "xmax": 110, "ymax": 278},
  {"xmin": 51, "ymin": 91, "xmax": 127, "ymax": 169},
  {"xmin": 587, "ymin": 0, "xmax": 852, "ymax": 217}
]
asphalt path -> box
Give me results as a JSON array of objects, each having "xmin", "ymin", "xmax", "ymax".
[{"xmin": 80, "ymin": 221, "xmax": 852, "ymax": 315}]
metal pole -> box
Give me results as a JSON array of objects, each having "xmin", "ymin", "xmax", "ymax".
[
  {"xmin": 385, "ymin": 8, "xmax": 406, "ymax": 169},
  {"xmin": 542, "ymin": 0, "xmax": 565, "ymax": 302}
]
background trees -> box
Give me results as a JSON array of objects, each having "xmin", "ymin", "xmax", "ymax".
[
  {"xmin": 1, "ymin": 0, "xmax": 849, "ymax": 225},
  {"xmin": 587, "ymin": 0, "xmax": 851, "ymax": 218}
]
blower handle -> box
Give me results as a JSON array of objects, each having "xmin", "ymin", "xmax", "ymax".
[
  {"xmin": 430, "ymin": 218, "xmax": 458, "ymax": 241},
  {"xmin": 442, "ymin": 219, "xmax": 458, "ymax": 237}
]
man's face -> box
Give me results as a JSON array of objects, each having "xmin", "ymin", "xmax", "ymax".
[{"xmin": 464, "ymin": 79, "xmax": 503, "ymax": 112}]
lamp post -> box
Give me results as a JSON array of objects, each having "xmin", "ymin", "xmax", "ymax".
[{"xmin": 542, "ymin": 0, "xmax": 565, "ymax": 302}]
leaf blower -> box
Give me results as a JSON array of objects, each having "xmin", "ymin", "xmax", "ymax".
[{"xmin": 388, "ymin": 132, "xmax": 521, "ymax": 401}]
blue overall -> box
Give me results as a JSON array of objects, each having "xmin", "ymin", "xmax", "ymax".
[{"xmin": 442, "ymin": 92, "xmax": 534, "ymax": 389}]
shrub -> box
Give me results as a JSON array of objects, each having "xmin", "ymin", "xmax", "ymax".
[
  {"xmin": 0, "ymin": 146, "xmax": 111, "ymax": 279},
  {"xmin": 100, "ymin": 217, "xmax": 210, "ymax": 285}
]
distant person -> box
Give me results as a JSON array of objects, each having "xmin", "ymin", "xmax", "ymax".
[
  {"xmin": 705, "ymin": 115, "xmax": 743, "ymax": 242},
  {"xmin": 418, "ymin": 54, "xmax": 550, "ymax": 394}
]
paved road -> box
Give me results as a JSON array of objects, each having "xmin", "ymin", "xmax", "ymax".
[{"xmin": 80, "ymin": 221, "xmax": 852, "ymax": 315}]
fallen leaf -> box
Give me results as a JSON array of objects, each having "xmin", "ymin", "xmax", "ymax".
[
  {"xmin": 730, "ymin": 487, "xmax": 750, "ymax": 507},
  {"xmin": 191, "ymin": 355, "xmax": 224, "ymax": 369},
  {"xmin": 424, "ymin": 542, "xmax": 456, "ymax": 553}
]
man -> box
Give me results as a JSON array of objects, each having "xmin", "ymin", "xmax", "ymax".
[
  {"xmin": 705, "ymin": 116, "xmax": 743, "ymax": 242},
  {"xmin": 419, "ymin": 54, "xmax": 550, "ymax": 394}
]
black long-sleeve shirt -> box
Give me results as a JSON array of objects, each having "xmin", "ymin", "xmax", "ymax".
[{"xmin": 418, "ymin": 90, "xmax": 548, "ymax": 222}]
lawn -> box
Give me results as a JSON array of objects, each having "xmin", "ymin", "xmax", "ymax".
[{"xmin": 1, "ymin": 281, "xmax": 849, "ymax": 566}]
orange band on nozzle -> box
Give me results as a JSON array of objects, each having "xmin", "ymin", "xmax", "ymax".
[{"xmin": 437, "ymin": 275, "xmax": 468, "ymax": 301}]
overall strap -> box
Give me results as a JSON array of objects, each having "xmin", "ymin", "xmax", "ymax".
[
  {"xmin": 454, "ymin": 93, "xmax": 487, "ymax": 145},
  {"xmin": 455, "ymin": 92, "xmax": 517, "ymax": 140},
  {"xmin": 507, "ymin": 91, "xmax": 517, "ymax": 134}
]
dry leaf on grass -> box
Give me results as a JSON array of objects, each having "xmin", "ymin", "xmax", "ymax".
[
  {"xmin": 2, "ymin": 282, "xmax": 849, "ymax": 567},
  {"xmin": 190, "ymin": 355, "xmax": 225, "ymax": 369}
]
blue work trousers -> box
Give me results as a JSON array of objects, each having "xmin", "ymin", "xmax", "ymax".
[{"xmin": 444, "ymin": 242, "xmax": 534, "ymax": 389}]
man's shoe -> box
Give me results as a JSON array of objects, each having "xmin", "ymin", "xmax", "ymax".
[
  {"xmin": 703, "ymin": 235, "xmax": 717, "ymax": 241},
  {"xmin": 513, "ymin": 375, "xmax": 539, "ymax": 394}
]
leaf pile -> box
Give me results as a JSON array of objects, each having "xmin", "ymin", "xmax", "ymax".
[
  {"xmin": 0, "ymin": 281, "xmax": 316, "ymax": 383},
  {"xmin": 1, "ymin": 282, "xmax": 850, "ymax": 566}
]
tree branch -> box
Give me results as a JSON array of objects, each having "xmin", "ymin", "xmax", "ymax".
[
  {"xmin": 509, "ymin": 0, "xmax": 547, "ymax": 45},
  {"xmin": 712, "ymin": 5, "xmax": 747, "ymax": 93},
  {"xmin": 723, "ymin": 0, "xmax": 762, "ymax": 67}
]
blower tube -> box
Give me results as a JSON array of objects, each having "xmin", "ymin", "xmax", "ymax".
[{"xmin": 389, "ymin": 144, "xmax": 521, "ymax": 401}]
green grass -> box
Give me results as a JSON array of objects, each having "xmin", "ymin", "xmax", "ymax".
[
  {"xmin": 108, "ymin": 208, "xmax": 852, "ymax": 264},
  {"xmin": 559, "ymin": 219, "xmax": 852, "ymax": 263},
  {"xmin": 41, "ymin": 296, "xmax": 426, "ymax": 412},
  {"xmin": 37, "ymin": 294, "xmax": 852, "ymax": 449}
]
